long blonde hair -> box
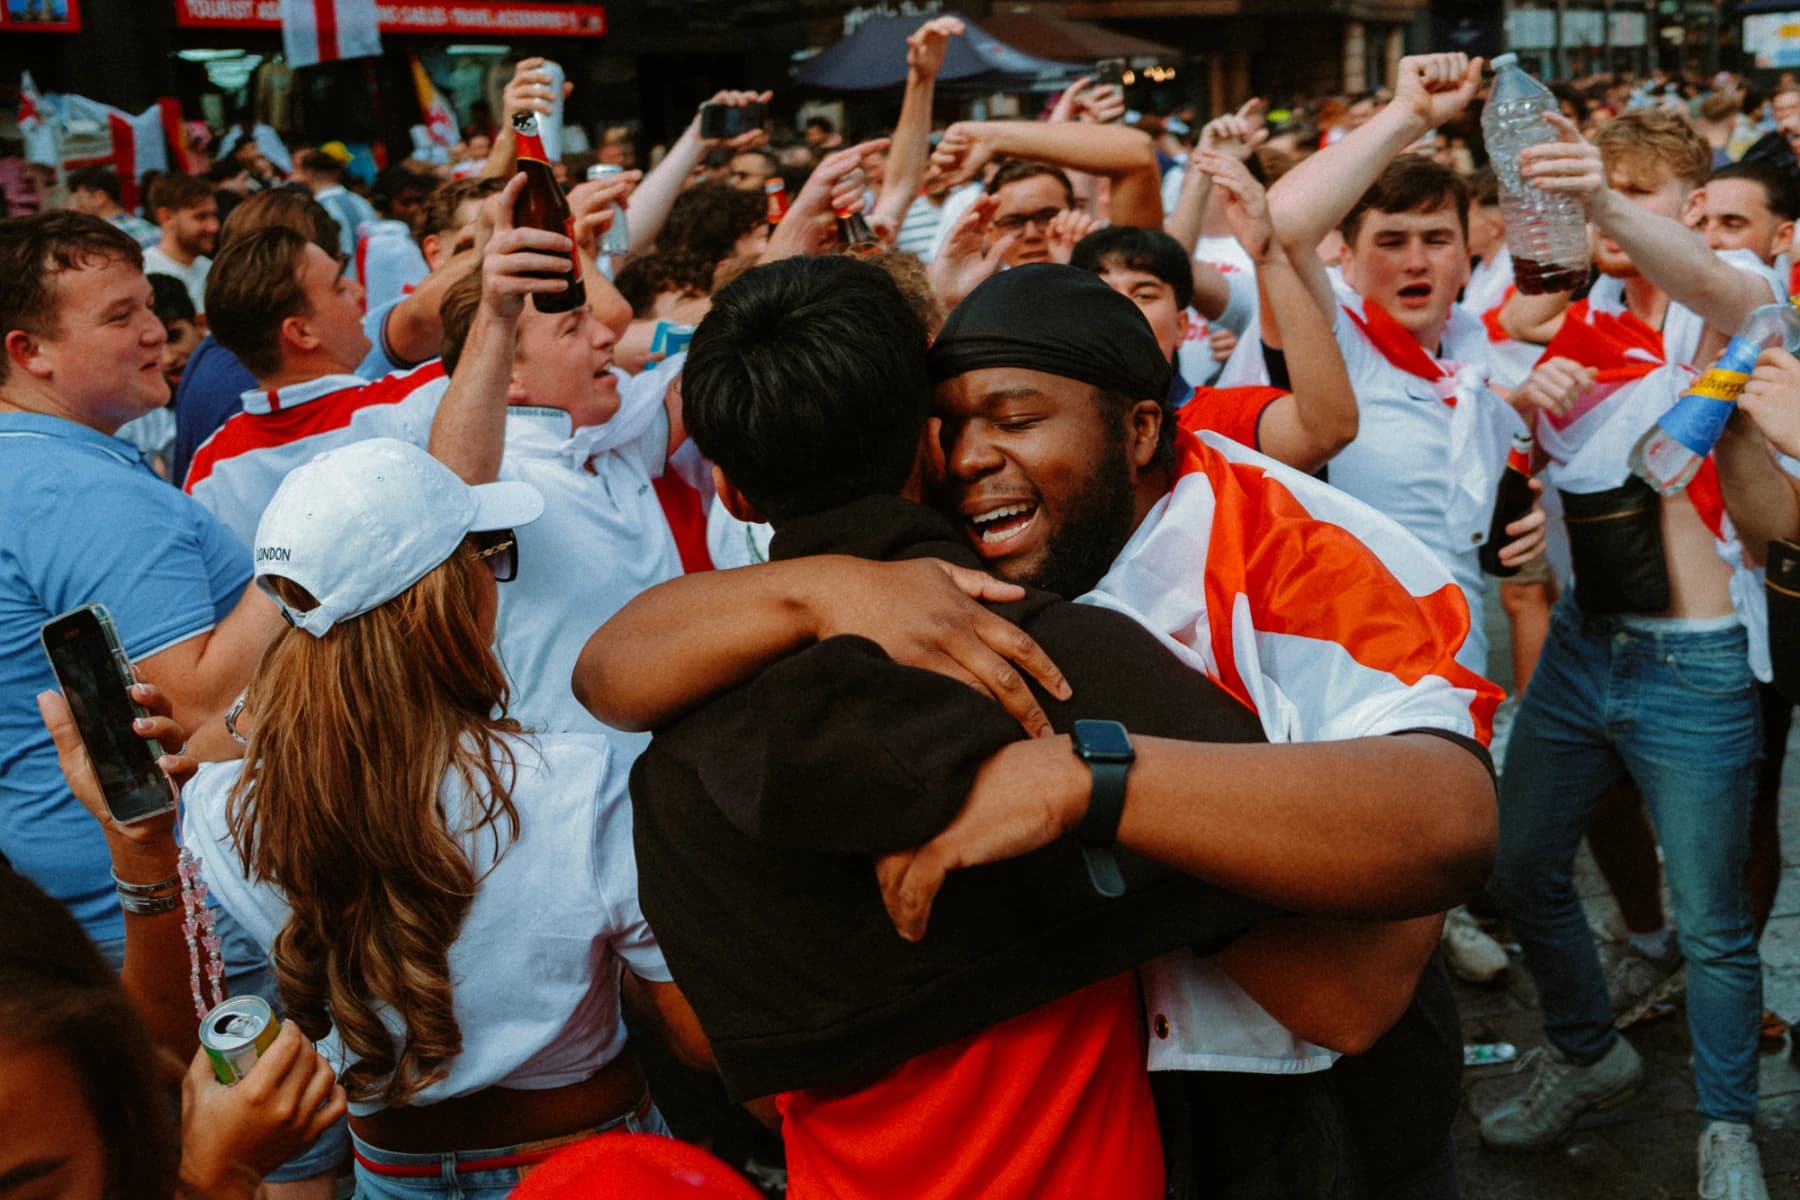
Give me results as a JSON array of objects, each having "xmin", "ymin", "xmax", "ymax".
[{"xmin": 227, "ymin": 548, "xmax": 520, "ymax": 1106}]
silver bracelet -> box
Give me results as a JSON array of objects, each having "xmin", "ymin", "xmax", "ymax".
[
  {"xmin": 117, "ymin": 890, "xmax": 182, "ymax": 916},
  {"xmin": 111, "ymin": 870, "xmax": 180, "ymax": 898},
  {"xmin": 224, "ymin": 693, "xmax": 249, "ymax": 746}
]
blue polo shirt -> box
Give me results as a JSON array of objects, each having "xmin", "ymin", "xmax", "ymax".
[{"xmin": 0, "ymin": 413, "xmax": 251, "ymax": 946}]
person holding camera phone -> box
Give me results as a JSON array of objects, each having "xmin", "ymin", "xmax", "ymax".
[{"xmin": 10, "ymin": 681, "xmax": 346, "ymax": 1199}]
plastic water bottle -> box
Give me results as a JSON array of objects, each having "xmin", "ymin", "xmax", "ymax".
[
  {"xmin": 1481, "ymin": 54, "xmax": 1590, "ymax": 295},
  {"xmin": 1629, "ymin": 300, "xmax": 1800, "ymax": 493}
]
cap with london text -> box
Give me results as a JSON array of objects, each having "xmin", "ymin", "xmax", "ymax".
[{"xmin": 251, "ymin": 438, "xmax": 543, "ymax": 637}]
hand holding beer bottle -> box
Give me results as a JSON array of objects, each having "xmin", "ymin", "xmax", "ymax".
[
  {"xmin": 762, "ymin": 138, "xmax": 890, "ymax": 261},
  {"xmin": 496, "ymin": 138, "xmax": 585, "ymax": 315}
]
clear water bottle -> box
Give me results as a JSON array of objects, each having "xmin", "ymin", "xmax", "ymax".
[
  {"xmin": 1629, "ymin": 300, "xmax": 1800, "ymax": 494},
  {"xmin": 1481, "ymin": 54, "xmax": 1590, "ymax": 295}
]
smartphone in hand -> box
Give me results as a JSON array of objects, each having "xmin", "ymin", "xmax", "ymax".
[
  {"xmin": 700, "ymin": 101, "xmax": 766, "ymax": 139},
  {"xmin": 1095, "ymin": 58, "xmax": 1127, "ymax": 87},
  {"xmin": 40, "ymin": 603, "xmax": 176, "ymax": 824}
]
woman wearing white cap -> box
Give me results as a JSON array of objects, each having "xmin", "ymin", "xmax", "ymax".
[{"xmin": 178, "ymin": 437, "xmax": 706, "ymax": 1197}]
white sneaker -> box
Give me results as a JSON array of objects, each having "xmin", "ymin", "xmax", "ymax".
[
  {"xmin": 1698, "ymin": 1121, "xmax": 1768, "ymax": 1200},
  {"xmin": 1442, "ymin": 905, "xmax": 1509, "ymax": 983}
]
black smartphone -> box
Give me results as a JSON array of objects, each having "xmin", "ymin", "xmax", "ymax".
[
  {"xmin": 699, "ymin": 101, "xmax": 766, "ymax": 139},
  {"xmin": 1095, "ymin": 58, "xmax": 1128, "ymax": 87},
  {"xmin": 39, "ymin": 603, "xmax": 176, "ymax": 825}
]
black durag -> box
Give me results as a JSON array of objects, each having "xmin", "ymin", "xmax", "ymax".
[{"xmin": 927, "ymin": 262, "xmax": 1172, "ymax": 401}]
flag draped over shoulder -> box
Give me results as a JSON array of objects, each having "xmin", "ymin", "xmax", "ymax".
[
  {"xmin": 281, "ymin": 0, "xmax": 382, "ymax": 69},
  {"xmin": 1083, "ymin": 428, "xmax": 1503, "ymax": 748}
]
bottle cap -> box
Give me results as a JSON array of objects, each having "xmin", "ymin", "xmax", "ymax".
[{"xmin": 1490, "ymin": 53, "xmax": 1518, "ymax": 70}]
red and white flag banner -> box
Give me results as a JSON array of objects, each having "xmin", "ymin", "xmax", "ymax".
[{"xmin": 280, "ymin": 0, "xmax": 381, "ymax": 68}]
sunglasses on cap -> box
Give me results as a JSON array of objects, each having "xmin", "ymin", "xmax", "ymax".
[{"xmin": 468, "ymin": 529, "xmax": 519, "ymax": 583}]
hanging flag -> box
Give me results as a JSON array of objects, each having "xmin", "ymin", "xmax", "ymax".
[
  {"xmin": 280, "ymin": 0, "xmax": 382, "ymax": 70},
  {"xmin": 409, "ymin": 52, "xmax": 458, "ymax": 160},
  {"xmin": 58, "ymin": 96, "xmax": 168, "ymax": 212},
  {"xmin": 18, "ymin": 71, "xmax": 59, "ymax": 168}
]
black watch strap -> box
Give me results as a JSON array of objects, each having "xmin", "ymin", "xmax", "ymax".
[{"xmin": 1073, "ymin": 720, "xmax": 1132, "ymax": 898}]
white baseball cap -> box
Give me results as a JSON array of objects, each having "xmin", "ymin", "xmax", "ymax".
[{"xmin": 252, "ymin": 438, "xmax": 544, "ymax": 637}]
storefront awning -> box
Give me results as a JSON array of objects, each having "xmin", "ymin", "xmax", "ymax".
[
  {"xmin": 795, "ymin": 11, "xmax": 1081, "ymax": 92},
  {"xmin": 975, "ymin": 12, "xmax": 1180, "ymax": 67}
]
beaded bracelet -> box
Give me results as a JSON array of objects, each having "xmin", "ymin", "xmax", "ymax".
[{"xmin": 179, "ymin": 848, "xmax": 226, "ymax": 1019}]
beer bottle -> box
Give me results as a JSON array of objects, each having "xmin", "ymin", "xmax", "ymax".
[
  {"xmin": 512, "ymin": 111, "xmax": 585, "ymax": 314},
  {"xmin": 765, "ymin": 178, "xmax": 790, "ymax": 225},
  {"xmin": 836, "ymin": 207, "xmax": 876, "ymax": 252},
  {"xmin": 1479, "ymin": 430, "xmax": 1536, "ymax": 578}
]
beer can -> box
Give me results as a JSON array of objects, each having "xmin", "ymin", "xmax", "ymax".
[
  {"xmin": 585, "ymin": 163, "xmax": 630, "ymax": 256},
  {"xmin": 650, "ymin": 320, "xmax": 696, "ymax": 359},
  {"xmin": 200, "ymin": 995, "xmax": 281, "ymax": 1085},
  {"xmin": 537, "ymin": 60, "xmax": 565, "ymax": 164}
]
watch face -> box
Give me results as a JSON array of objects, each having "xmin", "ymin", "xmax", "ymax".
[{"xmin": 1074, "ymin": 719, "xmax": 1133, "ymax": 761}]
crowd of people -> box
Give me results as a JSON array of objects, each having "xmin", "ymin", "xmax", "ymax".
[{"xmin": 6, "ymin": 22, "xmax": 1800, "ymax": 1200}]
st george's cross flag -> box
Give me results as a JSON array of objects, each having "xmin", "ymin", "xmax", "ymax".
[
  {"xmin": 281, "ymin": 0, "xmax": 382, "ymax": 69},
  {"xmin": 1083, "ymin": 428, "xmax": 1504, "ymax": 748}
]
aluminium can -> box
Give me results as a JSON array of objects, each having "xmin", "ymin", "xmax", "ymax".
[{"xmin": 200, "ymin": 995, "xmax": 281, "ymax": 1085}]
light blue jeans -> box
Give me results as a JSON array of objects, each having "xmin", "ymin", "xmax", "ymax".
[
  {"xmin": 350, "ymin": 1103, "xmax": 671, "ymax": 1199},
  {"xmin": 1490, "ymin": 599, "xmax": 1763, "ymax": 1124}
]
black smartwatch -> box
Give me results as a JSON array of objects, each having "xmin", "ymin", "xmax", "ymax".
[{"xmin": 1071, "ymin": 720, "xmax": 1134, "ymax": 898}]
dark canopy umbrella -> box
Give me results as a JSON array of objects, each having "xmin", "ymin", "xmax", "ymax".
[{"xmin": 795, "ymin": 12, "xmax": 1081, "ymax": 92}]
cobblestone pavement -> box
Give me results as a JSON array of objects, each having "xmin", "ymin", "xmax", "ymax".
[{"xmin": 1457, "ymin": 609, "xmax": 1800, "ymax": 1198}]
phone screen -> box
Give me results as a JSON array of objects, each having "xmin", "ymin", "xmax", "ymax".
[{"xmin": 41, "ymin": 606, "xmax": 174, "ymax": 824}]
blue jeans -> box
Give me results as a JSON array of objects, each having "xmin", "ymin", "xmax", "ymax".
[
  {"xmin": 350, "ymin": 1102, "xmax": 671, "ymax": 1199},
  {"xmin": 1490, "ymin": 600, "xmax": 1763, "ymax": 1124}
]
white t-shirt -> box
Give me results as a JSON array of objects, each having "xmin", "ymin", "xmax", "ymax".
[
  {"xmin": 1177, "ymin": 268, "xmax": 1257, "ymax": 390},
  {"xmin": 143, "ymin": 246, "xmax": 211, "ymax": 314},
  {"xmin": 1324, "ymin": 293, "xmax": 1523, "ymax": 674},
  {"xmin": 181, "ymin": 730, "xmax": 668, "ymax": 1117},
  {"xmin": 357, "ymin": 220, "xmax": 430, "ymax": 312},
  {"xmin": 1462, "ymin": 251, "xmax": 1545, "ymax": 389},
  {"xmin": 706, "ymin": 493, "xmax": 773, "ymax": 569}
]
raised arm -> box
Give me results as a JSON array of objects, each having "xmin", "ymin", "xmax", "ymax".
[
  {"xmin": 1519, "ymin": 112, "xmax": 1772, "ymax": 335},
  {"xmin": 428, "ymin": 175, "xmax": 573, "ymax": 485},
  {"xmin": 567, "ymin": 170, "xmax": 642, "ymax": 335},
  {"xmin": 761, "ymin": 139, "xmax": 888, "ymax": 262},
  {"xmin": 481, "ymin": 57, "xmax": 569, "ymax": 179},
  {"xmin": 929, "ymin": 119, "xmax": 1163, "ymax": 228},
  {"xmin": 1499, "ymin": 287, "xmax": 1574, "ymax": 344},
  {"xmin": 871, "ymin": 17, "xmax": 963, "ymax": 233},
  {"xmin": 1268, "ymin": 54, "xmax": 1482, "ymax": 253},
  {"xmin": 627, "ymin": 90, "xmax": 772, "ymax": 255},
  {"xmin": 1165, "ymin": 102, "xmax": 1266, "ymax": 254},
  {"xmin": 1717, "ymin": 347, "xmax": 1800, "ymax": 558},
  {"xmin": 1200, "ymin": 150, "xmax": 1356, "ymax": 469}
]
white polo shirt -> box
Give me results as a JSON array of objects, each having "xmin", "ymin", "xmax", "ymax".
[
  {"xmin": 491, "ymin": 362, "xmax": 684, "ymax": 756},
  {"xmin": 181, "ymin": 729, "xmax": 669, "ymax": 1118},
  {"xmin": 183, "ymin": 362, "xmax": 448, "ymax": 550}
]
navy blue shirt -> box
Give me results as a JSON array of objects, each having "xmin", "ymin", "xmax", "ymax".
[
  {"xmin": 172, "ymin": 335, "xmax": 256, "ymax": 486},
  {"xmin": 0, "ymin": 414, "xmax": 251, "ymax": 946}
]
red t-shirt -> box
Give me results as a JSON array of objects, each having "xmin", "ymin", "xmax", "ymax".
[
  {"xmin": 1175, "ymin": 384, "xmax": 1287, "ymax": 450},
  {"xmin": 774, "ymin": 973, "xmax": 1163, "ymax": 1200}
]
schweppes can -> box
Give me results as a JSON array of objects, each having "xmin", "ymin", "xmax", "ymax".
[{"xmin": 200, "ymin": 996, "xmax": 281, "ymax": 1085}]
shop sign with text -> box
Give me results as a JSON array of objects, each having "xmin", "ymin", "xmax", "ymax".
[{"xmin": 174, "ymin": 0, "xmax": 605, "ymax": 36}]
